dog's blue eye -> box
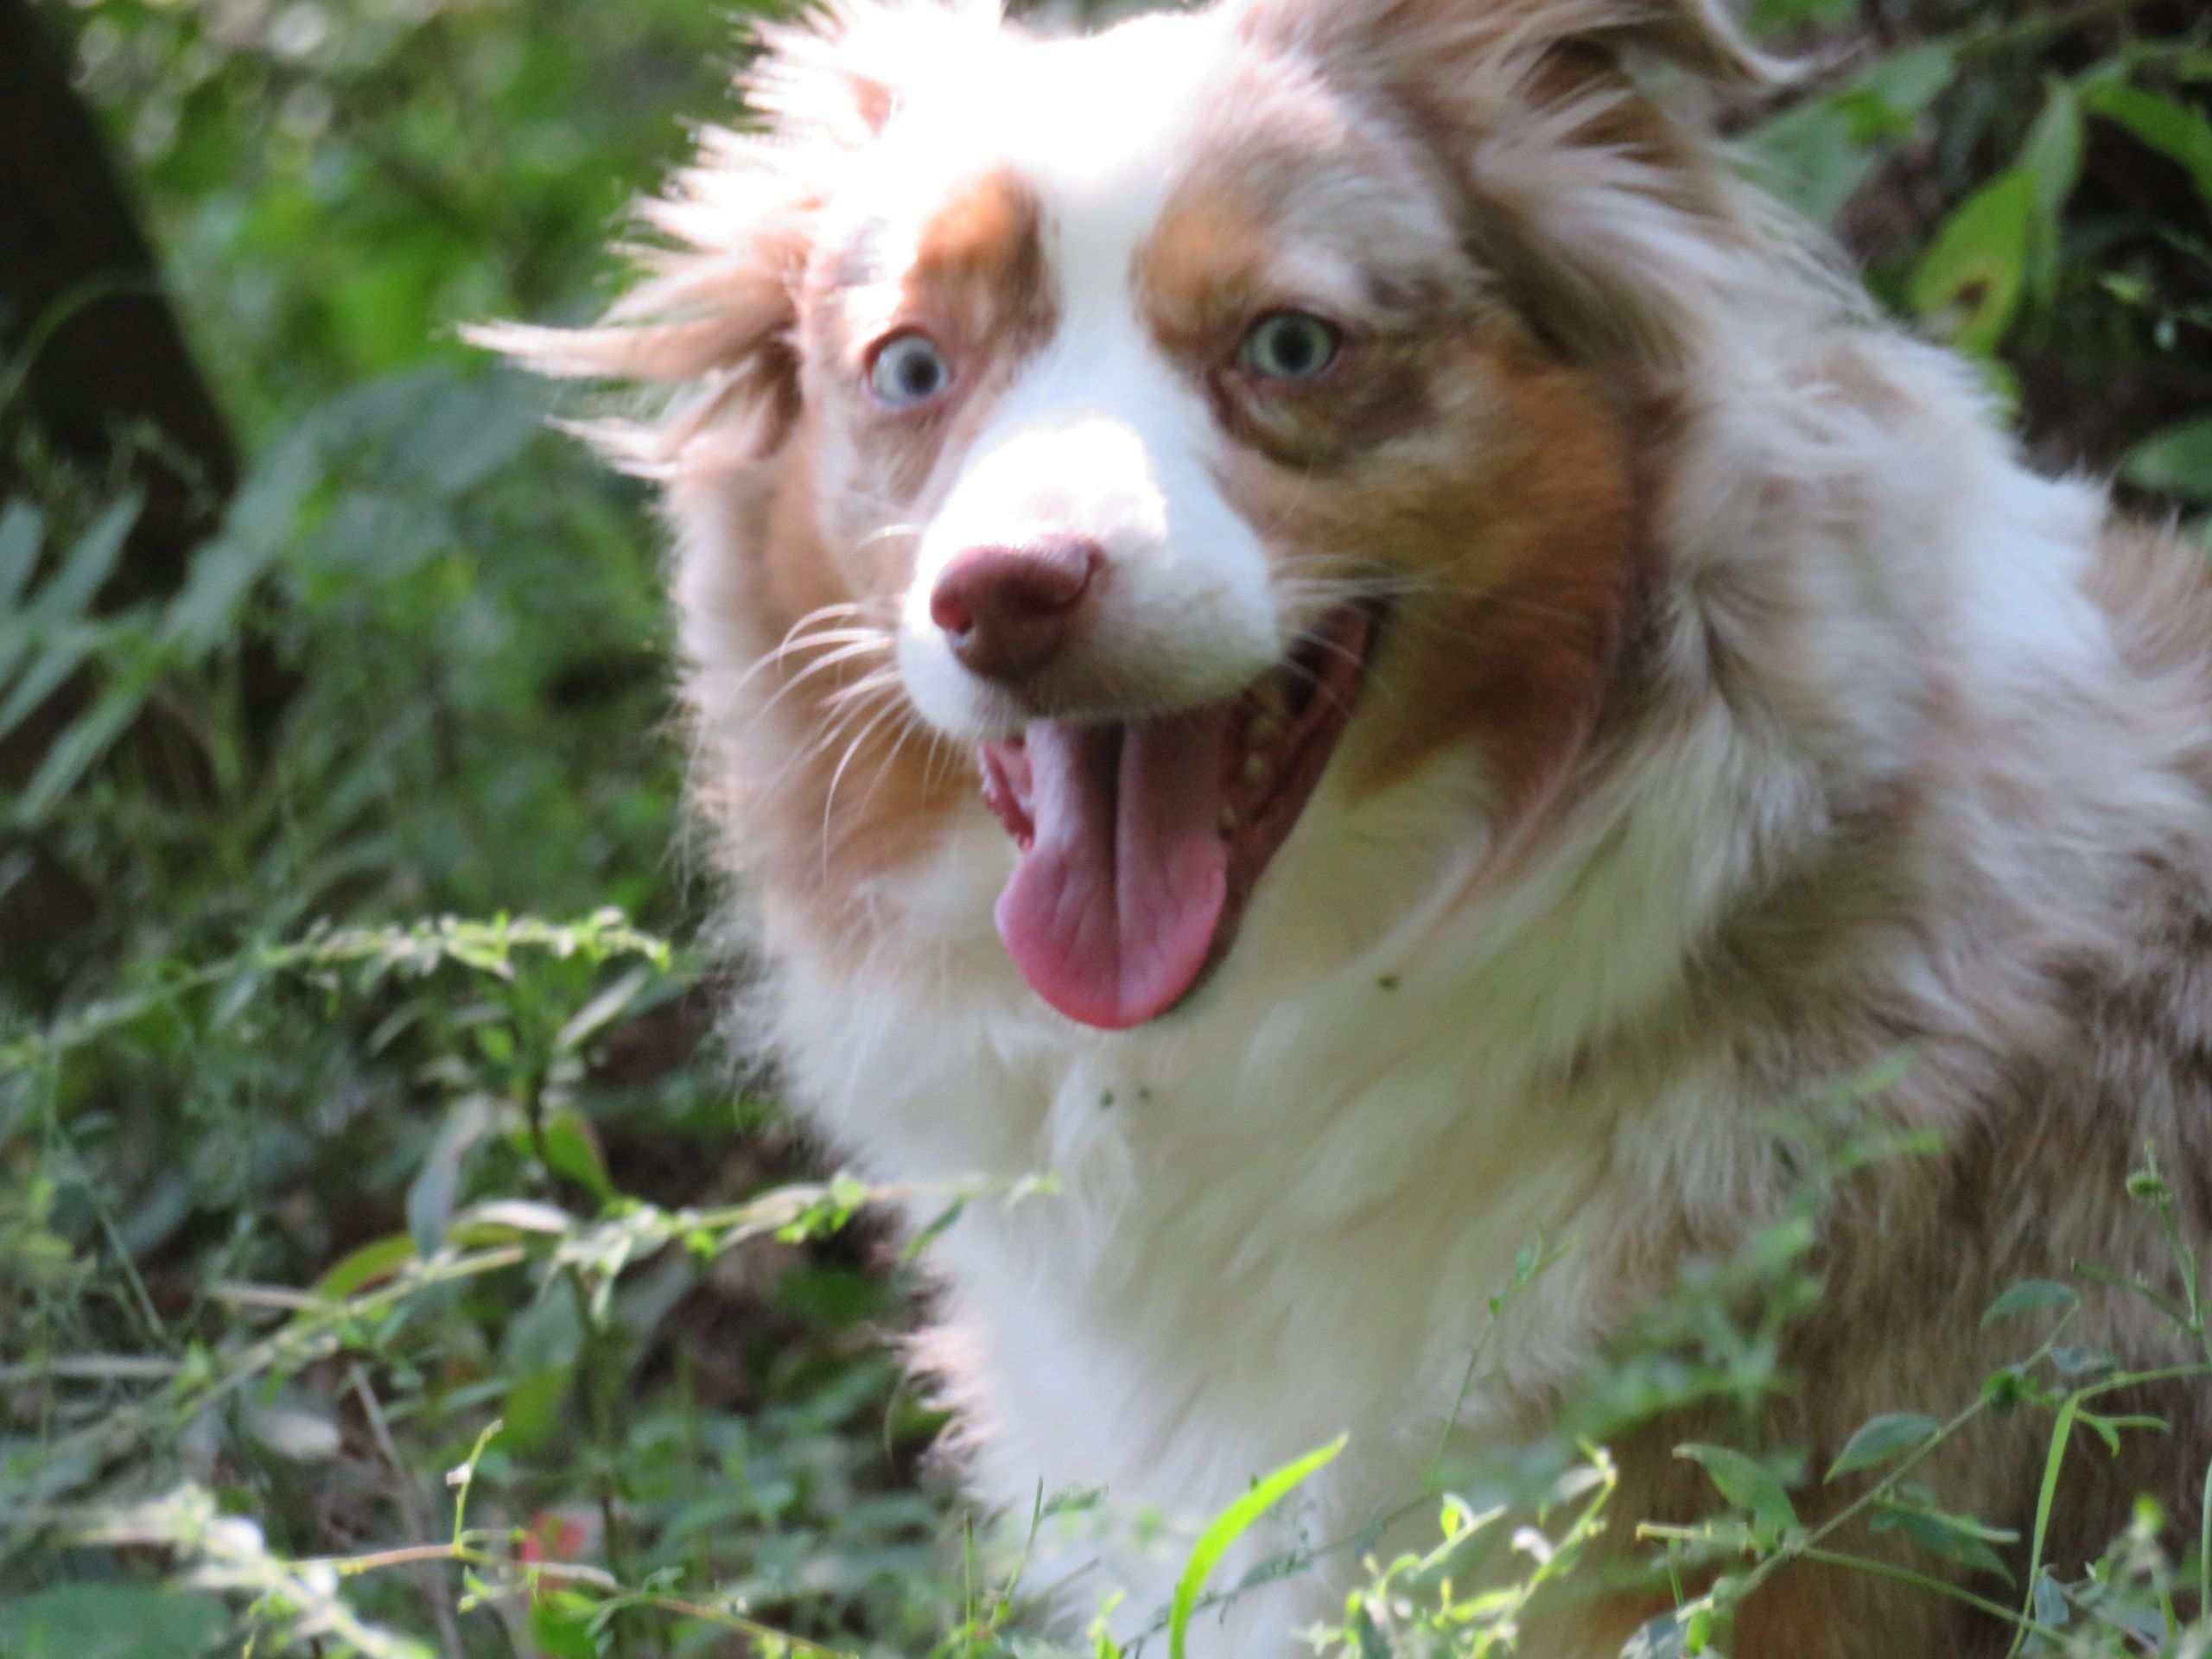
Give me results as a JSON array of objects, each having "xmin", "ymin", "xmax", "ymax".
[
  {"xmin": 870, "ymin": 332, "xmax": 952, "ymax": 408},
  {"xmin": 1239, "ymin": 312, "xmax": 1341, "ymax": 381}
]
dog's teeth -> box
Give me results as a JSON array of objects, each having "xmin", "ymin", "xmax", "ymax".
[
  {"xmin": 1251, "ymin": 680, "xmax": 1291, "ymax": 721},
  {"xmin": 1247, "ymin": 714, "xmax": 1285, "ymax": 750},
  {"xmin": 1218, "ymin": 808, "xmax": 1241, "ymax": 836},
  {"xmin": 1242, "ymin": 753, "xmax": 1272, "ymax": 790}
]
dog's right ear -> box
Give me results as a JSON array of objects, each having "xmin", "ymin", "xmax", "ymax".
[
  {"xmin": 469, "ymin": 2, "xmax": 1001, "ymax": 467},
  {"xmin": 1228, "ymin": 0, "xmax": 1793, "ymax": 366}
]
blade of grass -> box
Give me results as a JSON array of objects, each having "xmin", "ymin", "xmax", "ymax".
[
  {"xmin": 1168, "ymin": 1435, "xmax": 1347, "ymax": 1659},
  {"xmin": 2005, "ymin": 1395, "xmax": 2082, "ymax": 1659}
]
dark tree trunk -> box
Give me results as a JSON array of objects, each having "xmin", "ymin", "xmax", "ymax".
[
  {"xmin": 0, "ymin": 0, "xmax": 239, "ymax": 593},
  {"xmin": 0, "ymin": 0, "xmax": 278, "ymax": 1001}
]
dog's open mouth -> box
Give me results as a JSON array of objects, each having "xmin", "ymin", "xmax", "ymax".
[{"xmin": 976, "ymin": 603, "xmax": 1380, "ymax": 1030}]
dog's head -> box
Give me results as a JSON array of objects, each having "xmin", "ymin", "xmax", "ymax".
[{"xmin": 484, "ymin": 0, "xmax": 1786, "ymax": 1031}]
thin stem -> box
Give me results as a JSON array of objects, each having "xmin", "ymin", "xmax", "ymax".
[
  {"xmin": 1796, "ymin": 1548, "xmax": 2067, "ymax": 1643},
  {"xmin": 316, "ymin": 1540, "xmax": 857, "ymax": 1659},
  {"xmin": 1735, "ymin": 1390, "xmax": 1992, "ymax": 1606},
  {"xmin": 350, "ymin": 1364, "xmax": 463, "ymax": 1659},
  {"xmin": 2199, "ymin": 1457, "xmax": 2211, "ymax": 1617},
  {"xmin": 1958, "ymin": 0, "xmax": 2174, "ymax": 57}
]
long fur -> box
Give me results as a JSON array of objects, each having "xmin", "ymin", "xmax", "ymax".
[{"xmin": 486, "ymin": 3, "xmax": 2212, "ymax": 1652}]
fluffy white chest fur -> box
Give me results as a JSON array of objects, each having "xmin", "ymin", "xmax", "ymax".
[{"xmin": 770, "ymin": 798, "xmax": 1620, "ymax": 1648}]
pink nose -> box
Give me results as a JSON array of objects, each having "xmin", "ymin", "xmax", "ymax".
[{"xmin": 930, "ymin": 537, "xmax": 1103, "ymax": 683}]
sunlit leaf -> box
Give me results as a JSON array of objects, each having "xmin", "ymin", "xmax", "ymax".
[
  {"xmin": 312, "ymin": 1232, "xmax": 418, "ymax": 1300},
  {"xmin": 1910, "ymin": 167, "xmax": 2036, "ymax": 356},
  {"xmin": 526, "ymin": 1589, "xmax": 601, "ymax": 1659},
  {"xmin": 1168, "ymin": 1434, "xmax": 1347, "ymax": 1659},
  {"xmin": 244, "ymin": 1400, "xmax": 343, "ymax": 1463}
]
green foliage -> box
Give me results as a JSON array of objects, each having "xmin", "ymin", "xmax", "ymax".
[
  {"xmin": 5, "ymin": 2, "xmax": 2211, "ymax": 1656},
  {"xmin": 1743, "ymin": 0, "xmax": 2212, "ymax": 438}
]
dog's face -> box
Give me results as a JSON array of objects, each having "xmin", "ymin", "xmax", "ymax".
[{"xmin": 493, "ymin": 0, "xmax": 1773, "ymax": 1030}]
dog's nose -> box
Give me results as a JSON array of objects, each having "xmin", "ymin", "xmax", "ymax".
[{"xmin": 930, "ymin": 537, "xmax": 1102, "ymax": 682}]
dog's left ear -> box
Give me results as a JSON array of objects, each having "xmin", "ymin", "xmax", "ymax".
[{"xmin": 1230, "ymin": 0, "xmax": 1789, "ymax": 95}]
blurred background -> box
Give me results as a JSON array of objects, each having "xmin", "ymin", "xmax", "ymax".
[{"xmin": 0, "ymin": 0, "xmax": 2206, "ymax": 1655}]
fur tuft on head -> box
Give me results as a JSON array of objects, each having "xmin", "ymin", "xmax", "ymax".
[{"xmin": 466, "ymin": 1, "xmax": 1006, "ymax": 466}]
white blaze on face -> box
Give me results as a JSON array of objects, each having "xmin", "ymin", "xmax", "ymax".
[{"xmin": 894, "ymin": 16, "xmax": 1285, "ymax": 741}]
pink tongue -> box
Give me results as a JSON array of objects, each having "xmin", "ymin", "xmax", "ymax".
[{"xmin": 995, "ymin": 713, "xmax": 1230, "ymax": 1030}]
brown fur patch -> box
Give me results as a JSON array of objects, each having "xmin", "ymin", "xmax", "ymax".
[
  {"xmin": 736, "ymin": 432, "xmax": 969, "ymax": 935},
  {"xmin": 1130, "ymin": 41, "xmax": 1653, "ymax": 826},
  {"xmin": 1200, "ymin": 312, "xmax": 1648, "ymax": 818},
  {"xmin": 807, "ymin": 166, "xmax": 1058, "ymax": 505}
]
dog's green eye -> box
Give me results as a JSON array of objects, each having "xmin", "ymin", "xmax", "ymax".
[
  {"xmin": 1239, "ymin": 312, "xmax": 1342, "ymax": 381},
  {"xmin": 870, "ymin": 332, "xmax": 952, "ymax": 408}
]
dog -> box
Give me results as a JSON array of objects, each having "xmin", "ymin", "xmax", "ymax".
[{"xmin": 480, "ymin": 0, "xmax": 2212, "ymax": 1650}]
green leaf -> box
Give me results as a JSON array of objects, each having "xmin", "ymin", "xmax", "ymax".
[
  {"xmin": 2018, "ymin": 80, "xmax": 2084, "ymax": 314},
  {"xmin": 0, "ymin": 500, "xmax": 41, "ymax": 605},
  {"xmin": 1982, "ymin": 1279, "xmax": 2080, "ymax": 1325},
  {"xmin": 455, "ymin": 1198, "xmax": 575, "ymax": 1241},
  {"xmin": 162, "ymin": 429, "xmax": 317, "ymax": 652},
  {"xmin": 1847, "ymin": 43, "xmax": 1963, "ymax": 142},
  {"xmin": 543, "ymin": 1107, "xmax": 616, "ymax": 1202},
  {"xmin": 1827, "ymin": 1413, "xmax": 1940, "ymax": 1480},
  {"xmin": 1910, "ymin": 168, "xmax": 2036, "ymax": 357},
  {"xmin": 1743, "ymin": 45, "xmax": 1956, "ymax": 226},
  {"xmin": 556, "ymin": 963, "xmax": 654, "ymax": 1056},
  {"xmin": 0, "ymin": 1585, "xmax": 229, "ymax": 1659},
  {"xmin": 2030, "ymin": 1569, "xmax": 2071, "ymax": 1630},
  {"xmin": 29, "ymin": 493, "xmax": 138, "ymax": 626},
  {"xmin": 2007, "ymin": 1393, "xmax": 2083, "ymax": 1656},
  {"xmin": 2048, "ymin": 1344, "xmax": 2115, "ymax": 1379},
  {"xmin": 0, "ymin": 494, "xmax": 138, "ymax": 719},
  {"xmin": 15, "ymin": 664, "xmax": 168, "ymax": 827},
  {"xmin": 1675, "ymin": 1444, "xmax": 1800, "ymax": 1537},
  {"xmin": 312, "ymin": 1232, "xmax": 420, "ymax": 1300},
  {"xmin": 2081, "ymin": 80, "xmax": 2212, "ymax": 210},
  {"xmin": 1622, "ymin": 1611, "xmax": 1691, "ymax": 1659},
  {"xmin": 1874, "ymin": 1499, "xmax": 2018, "ymax": 1581},
  {"xmin": 526, "ymin": 1590, "xmax": 602, "ymax": 1659},
  {"xmin": 2121, "ymin": 417, "xmax": 2212, "ymax": 503},
  {"xmin": 501, "ymin": 1364, "xmax": 577, "ymax": 1456},
  {"xmin": 899, "ymin": 1198, "xmax": 967, "ymax": 1267},
  {"xmin": 244, "ymin": 1398, "xmax": 343, "ymax": 1462},
  {"xmin": 408, "ymin": 1094, "xmax": 496, "ymax": 1255},
  {"xmin": 1168, "ymin": 1434, "xmax": 1347, "ymax": 1659}
]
